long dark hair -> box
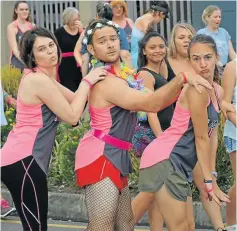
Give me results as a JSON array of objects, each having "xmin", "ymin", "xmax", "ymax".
[
  {"xmin": 188, "ymin": 34, "xmax": 220, "ymax": 83},
  {"xmin": 19, "ymin": 27, "xmax": 61, "ymax": 70},
  {"xmin": 12, "ymin": 1, "xmax": 32, "ymax": 22},
  {"xmin": 138, "ymin": 30, "xmax": 167, "ymax": 69}
]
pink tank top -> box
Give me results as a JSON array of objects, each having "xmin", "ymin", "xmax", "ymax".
[{"xmin": 1, "ymin": 70, "xmax": 59, "ymax": 174}]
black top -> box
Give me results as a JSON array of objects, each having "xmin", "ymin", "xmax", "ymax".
[
  {"xmin": 166, "ymin": 59, "xmax": 176, "ymax": 82},
  {"xmin": 139, "ymin": 67, "xmax": 174, "ymax": 131},
  {"xmin": 54, "ymin": 27, "xmax": 82, "ymax": 92}
]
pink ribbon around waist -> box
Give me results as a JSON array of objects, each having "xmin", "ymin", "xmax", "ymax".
[
  {"xmin": 93, "ymin": 129, "xmax": 133, "ymax": 151},
  {"xmin": 56, "ymin": 52, "xmax": 81, "ymax": 82}
]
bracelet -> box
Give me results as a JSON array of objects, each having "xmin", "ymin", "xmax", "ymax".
[
  {"xmin": 206, "ymin": 186, "xmax": 214, "ymax": 193},
  {"xmin": 3, "ymin": 92, "xmax": 8, "ymax": 99},
  {"xmin": 82, "ymin": 79, "xmax": 93, "ymax": 89},
  {"xmin": 180, "ymin": 72, "xmax": 187, "ymax": 84},
  {"xmin": 204, "ymin": 179, "xmax": 213, "ymax": 184},
  {"xmin": 212, "ymin": 171, "xmax": 218, "ymax": 178}
]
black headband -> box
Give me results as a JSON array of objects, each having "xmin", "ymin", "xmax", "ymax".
[{"xmin": 151, "ymin": 5, "xmax": 170, "ymax": 18}]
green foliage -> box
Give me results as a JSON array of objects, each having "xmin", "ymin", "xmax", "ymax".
[
  {"xmin": 48, "ymin": 122, "xmax": 90, "ymax": 188},
  {"xmin": 1, "ymin": 66, "xmax": 22, "ymax": 98},
  {"xmin": 1, "ymin": 107, "xmax": 16, "ymax": 147}
]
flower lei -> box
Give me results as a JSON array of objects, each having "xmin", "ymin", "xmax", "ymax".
[{"xmin": 90, "ymin": 58, "xmax": 148, "ymax": 121}]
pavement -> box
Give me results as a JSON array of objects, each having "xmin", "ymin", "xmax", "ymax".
[{"xmin": 1, "ymin": 217, "xmax": 214, "ymax": 231}]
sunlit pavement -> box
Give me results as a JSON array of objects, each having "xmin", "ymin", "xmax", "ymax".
[{"xmin": 1, "ymin": 216, "xmax": 214, "ymax": 231}]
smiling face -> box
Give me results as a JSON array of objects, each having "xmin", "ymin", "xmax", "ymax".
[
  {"xmin": 33, "ymin": 36, "xmax": 59, "ymax": 68},
  {"xmin": 87, "ymin": 26, "xmax": 120, "ymax": 63},
  {"xmin": 189, "ymin": 43, "xmax": 217, "ymax": 81},
  {"xmin": 15, "ymin": 2, "xmax": 29, "ymax": 20},
  {"xmin": 206, "ymin": 10, "xmax": 221, "ymax": 30},
  {"xmin": 174, "ymin": 27, "xmax": 193, "ymax": 57},
  {"xmin": 143, "ymin": 36, "xmax": 166, "ymax": 64}
]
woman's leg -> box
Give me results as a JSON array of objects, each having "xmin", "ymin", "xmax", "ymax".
[
  {"xmin": 85, "ymin": 177, "xmax": 119, "ymax": 231},
  {"xmin": 1, "ymin": 156, "xmax": 48, "ymax": 231},
  {"xmin": 155, "ymin": 185, "xmax": 189, "ymax": 231},
  {"xmin": 227, "ymin": 151, "xmax": 236, "ymax": 226},
  {"xmin": 131, "ymin": 192, "xmax": 154, "ymax": 223},
  {"xmin": 115, "ymin": 186, "xmax": 134, "ymax": 231},
  {"xmin": 186, "ymin": 196, "xmax": 196, "ymax": 231},
  {"xmin": 148, "ymin": 200, "xmax": 164, "ymax": 231},
  {"xmin": 193, "ymin": 163, "xmax": 224, "ymax": 230}
]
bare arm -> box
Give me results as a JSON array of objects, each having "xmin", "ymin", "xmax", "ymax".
[
  {"xmin": 222, "ymin": 61, "xmax": 236, "ymax": 126},
  {"xmin": 228, "ymin": 40, "xmax": 237, "ymax": 60},
  {"xmin": 120, "ymin": 50, "xmax": 133, "ymax": 68},
  {"xmin": 34, "ymin": 67, "xmax": 107, "ymax": 125},
  {"xmin": 7, "ymin": 24, "xmax": 22, "ymax": 61},
  {"xmin": 101, "ymin": 71, "xmax": 212, "ymax": 113},
  {"xmin": 187, "ymin": 86, "xmax": 212, "ymax": 181},
  {"xmin": 53, "ymin": 79, "xmax": 75, "ymax": 103},
  {"xmin": 81, "ymin": 53, "xmax": 90, "ymax": 77},
  {"xmin": 74, "ymin": 30, "xmax": 85, "ymax": 66},
  {"xmin": 209, "ymin": 126, "xmax": 218, "ymax": 172},
  {"xmin": 138, "ymin": 70, "xmax": 162, "ymax": 137}
]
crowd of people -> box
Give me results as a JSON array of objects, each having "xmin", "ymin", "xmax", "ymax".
[{"xmin": 1, "ymin": 1, "xmax": 236, "ymax": 231}]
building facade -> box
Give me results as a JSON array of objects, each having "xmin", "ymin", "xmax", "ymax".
[{"xmin": 1, "ymin": 0, "xmax": 236, "ymax": 66}]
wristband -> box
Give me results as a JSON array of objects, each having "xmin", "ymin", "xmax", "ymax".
[
  {"xmin": 206, "ymin": 186, "xmax": 214, "ymax": 193},
  {"xmin": 3, "ymin": 92, "xmax": 8, "ymax": 99},
  {"xmin": 82, "ymin": 79, "xmax": 93, "ymax": 89},
  {"xmin": 212, "ymin": 171, "xmax": 218, "ymax": 178},
  {"xmin": 181, "ymin": 72, "xmax": 187, "ymax": 84},
  {"xmin": 204, "ymin": 179, "xmax": 213, "ymax": 184}
]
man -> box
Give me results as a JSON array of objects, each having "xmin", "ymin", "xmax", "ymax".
[{"xmin": 74, "ymin": 18, "xmax": 212, "ymax": 231}]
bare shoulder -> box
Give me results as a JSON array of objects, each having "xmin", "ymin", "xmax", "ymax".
[
  {"xmin": 226, "ymin": 60, "xmax": 236, "ymax": 71},
  {"xmin": 138, "ymin": 70, "xmax": 154, "ymax": 81},
  {"xmin": 186, "ymin": 84, "xmax": 209, "ymax": 102},
  {"xmin": 7, "ymin": 22, "xmax": 17, "ymax": 31},
  {"xmin": 127, "ymin": 18, "xmax": 134, "ymax": 26},
  {"xmin": 94, "ymin": 74, "xmax": 128, "ymax": 90}
]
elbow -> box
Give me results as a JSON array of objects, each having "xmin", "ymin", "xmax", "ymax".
[{"xmin": 66, "ymin": 114, "xmax": 79, "ymax": 126}]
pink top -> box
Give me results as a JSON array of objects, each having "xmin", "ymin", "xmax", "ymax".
[
  {"xmin": 1, "ymin": 70, "xmax": 59, "ymax": 174},
  {"xmin": 140, "ymin": 102, "xmax": 191, "ymax": 168},
  {"xmin": 75, "ymin": 105, "xmax": 114, "ymax": 170}
]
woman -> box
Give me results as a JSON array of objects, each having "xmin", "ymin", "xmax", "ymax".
[
  {"xmin": 74, "ymin": 2, "xmax": 131, "ymax": 77},
  {"xmin": 1, "ymin": 27, "xmax": 107, "ymax": 231},
  {"xmin": 165, "ymin": 22, "xmax": 230, "ymax": 231},
  {"xmin": 133, "ymin": 34, "xmax": 230, "ymax": 231},
  {"xmin": 7, "ymin": 1, "xmax": 34, "ymax": 71},
  {"xmin": 74, "ymin": 19, "xmax": 212, "ymax": 231},
  {"xmin": 110, "ymin": 0, "xmax": 133, "ymax": 49},
  {"xmin": 131, "ymin": 0, "xmax": 170, "ymax": 69},
  {"xmin": 197, "ymin": 5, "xmax": 236, "ymax": 70},
  {"xmin": 132, "ymin": 31, "xmax": 174, "ymax": 231},
  {"xmin": 166, "ymin": 23, "xmax": 196, "ymax": 82},
  {"xmin": 222, "ymin": 59, "xmax": 237, "ymax": 231},
  {"xmin": 54, "ymin": 7, "xmax": 83, "ymax": 92}
]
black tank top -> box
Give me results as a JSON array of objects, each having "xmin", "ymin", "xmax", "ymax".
[
  {"xmin": 139, "ymin": 68, "xmax": 174, "ymax": 131},
  {"xmin": 166, "ymin": 60, "xmax": 176, "ymax": 82}
]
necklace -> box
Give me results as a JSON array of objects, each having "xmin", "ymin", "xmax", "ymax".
[{"xmin": 90, "ymin": 58, "xmax": 148, "ymax": 121}]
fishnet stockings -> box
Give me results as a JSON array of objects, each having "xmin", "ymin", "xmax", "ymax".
[{"xmin": 85, "ymin": 177, "xmax": 135, "ymax": 231}]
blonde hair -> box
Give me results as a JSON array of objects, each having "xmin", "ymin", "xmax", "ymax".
[
  {"xmin": 169, "ymin": 23, "xmax": 196, "ymax": 58},
  {"xmin": 62, "ymin": 7, "xmax": 80, "ymax": 25},
  {"xmin": 110, "ymin": 0, "xmax": 128, "ymax": 18},
  {"xmin": 202, "ymin": 5, "xmax": 221, "ymax": 25}
]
